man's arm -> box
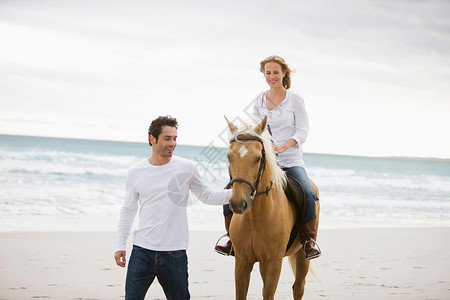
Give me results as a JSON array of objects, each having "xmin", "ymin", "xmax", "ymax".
[
  {"xmin": 189, "ymin": 163, "xmax": 232, "ymax": 205},
  {"xmin": 114, "ymin": 170, "xmax": 139, "ymax": 267}
]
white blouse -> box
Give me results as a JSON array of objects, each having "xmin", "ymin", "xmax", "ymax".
[{"xmin": 252, "ymin": 89, "xmax": 309, "ymax": 168}]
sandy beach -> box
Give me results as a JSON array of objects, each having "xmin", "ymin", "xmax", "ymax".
[{"xmin": 0, "ymin": 228, "xmax": 449, "ymax": 300}]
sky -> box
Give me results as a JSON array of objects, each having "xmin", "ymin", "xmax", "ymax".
[{"xmin": 1, "ymin": 0, "xmax": 449, "ymax": 158}]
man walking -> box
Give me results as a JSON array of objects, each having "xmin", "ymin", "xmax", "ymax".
[{"xmin": 114, "ymin": 116, "xmax": 231, "ymax": 300}]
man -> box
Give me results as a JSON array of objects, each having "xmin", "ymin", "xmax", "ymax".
[{"xmin": 114, "ymin": 116, "xmax": 231, "ymax": 300}]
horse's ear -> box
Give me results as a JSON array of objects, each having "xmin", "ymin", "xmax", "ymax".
[
  {"xmin": 225, "ymin": 116, "xmax": 238, "ymax": 134},
  {"xmin": 253, "ymin": 116, "xmax": 267, "ymax": 135}
]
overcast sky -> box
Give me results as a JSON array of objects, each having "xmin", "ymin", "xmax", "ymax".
[{"xmin": 1, "ymin": 0, "xmax": 449, "ymax": 158}]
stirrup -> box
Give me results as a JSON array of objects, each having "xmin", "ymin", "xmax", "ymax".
[
  {"xmin": 304, "ymin": 238, "xmax": 321, "ymax": 260},
  {"xmin": 214, "ymin": 234, "xmax": 234, "ymax": 256}
]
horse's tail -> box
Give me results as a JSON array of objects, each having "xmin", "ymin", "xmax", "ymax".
[{"xmin": 288, "ymin": 254, "xmax": 321, "ymax": 282}]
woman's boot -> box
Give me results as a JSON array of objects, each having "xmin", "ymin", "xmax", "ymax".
[
  {"xmin": 214, "ymin": 214, "xmax": 234, "ymax": 256},
  {"xmin": 303, "ymin": 218, "xmax": 321, "ymax": 260}
]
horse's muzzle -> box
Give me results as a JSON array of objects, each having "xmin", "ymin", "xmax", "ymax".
[{"xmin": 229, "ymin": 198, "xmax": 249, "ymax": 214}]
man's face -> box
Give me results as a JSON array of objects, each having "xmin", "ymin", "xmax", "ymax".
[{"xmin": 152, "ymin": 126, "xmax": 177, "ymax": 157}]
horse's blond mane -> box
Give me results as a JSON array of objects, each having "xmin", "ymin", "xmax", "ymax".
[{"xmin": 229, "ymin": 122, "xmax": 287, "ymax": 190}]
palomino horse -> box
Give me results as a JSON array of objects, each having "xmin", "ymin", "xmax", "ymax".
[{"xmin": 225, "ymin": 116, "xmax": 320, "ymax": 300}]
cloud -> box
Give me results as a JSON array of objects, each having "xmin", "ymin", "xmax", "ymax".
[{"xmin": 0, "ymin": 0, "xmax": 449, "ymax": 158}]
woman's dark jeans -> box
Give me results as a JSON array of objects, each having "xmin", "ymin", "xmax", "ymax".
[{"xmin": 283, "ymin": 166, "xmax": 317, "ymax": 223}]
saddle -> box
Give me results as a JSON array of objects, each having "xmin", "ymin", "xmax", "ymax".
[
  {"xmin": 283, "ymin": 174, "xmax": 306, "ymax": 252},
  {"xmin": 284, "ymin": 175, "xmax": 306, "ymax": 213}
]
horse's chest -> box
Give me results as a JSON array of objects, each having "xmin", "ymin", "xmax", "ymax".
[{"xmin": 231, "ymin": 220, "xmax": 288, "ymax": 253}]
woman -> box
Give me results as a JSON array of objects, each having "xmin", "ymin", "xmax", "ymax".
[{"xmin": 215, "ymin": 55, "xmax": 321, "ymax": 260}]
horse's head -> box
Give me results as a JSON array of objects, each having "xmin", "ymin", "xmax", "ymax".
[{"xmin": 225, "ymin": 116, "xmax": 268, "ymax": 214}]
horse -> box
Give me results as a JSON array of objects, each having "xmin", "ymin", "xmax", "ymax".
[{"xmin": 225, "ymin": 116, "xmax": 320, "ymax": 300}]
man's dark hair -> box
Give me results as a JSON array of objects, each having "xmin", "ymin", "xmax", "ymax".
[{"xmin": 148, "ymin": 115, "xmax": 178, "ymax": 146}]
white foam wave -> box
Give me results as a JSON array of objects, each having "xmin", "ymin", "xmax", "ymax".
[
  {"xmin": 309, "ymin": 167, "xmax": 450, "ymax": 193},
  {"xmin": 0, "ymin": 149, "xmax": 137, "ymax": 177}
]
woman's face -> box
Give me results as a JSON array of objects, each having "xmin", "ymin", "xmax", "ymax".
[{"xmin": 264, "ymin": 62, "xmax": 285, "ymax": 88}]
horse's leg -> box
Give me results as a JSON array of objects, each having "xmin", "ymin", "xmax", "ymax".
[
  {"xmin": 235, "ymin": 258, "xmax": 254, "ymax": 300},
  {"xmin": 259, "ymin": 259, "xmax": 283, "ymax": 300},
  {"xmin": 292, "ymin": 250, "xmax": 310, "ymax": 299}
]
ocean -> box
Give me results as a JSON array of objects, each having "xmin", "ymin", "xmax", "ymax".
[{"xmin": 1, "ymin": 134, "xmax": 449, "ymax": 232}]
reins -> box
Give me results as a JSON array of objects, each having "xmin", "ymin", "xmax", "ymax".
[{"xmin": 226, "ymin": 135, "xmax": 273, "ymax": 202}]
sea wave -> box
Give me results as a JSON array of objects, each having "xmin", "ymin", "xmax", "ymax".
[
  {"xmin": 309, "ymin": 167, "xmax": 450, "ymax": 194},
  {"xmin": 1, "ymin": 135, "xmax": 449, "ymax": 231},
  {"xmin": 1, "ymin": 149, "xmax": 136, "ymax": 177}
]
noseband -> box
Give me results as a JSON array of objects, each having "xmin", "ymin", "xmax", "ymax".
[{"xmin": 226, "ymin": 135, "xmax": 273, "ymax": 202}]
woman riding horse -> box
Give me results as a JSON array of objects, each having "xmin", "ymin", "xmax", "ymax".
[{"xmin": 216, "ymin": 55, "xmax": 321, "ymax": 260}]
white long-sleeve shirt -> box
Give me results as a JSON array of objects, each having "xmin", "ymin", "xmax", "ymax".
[
  {"xmin": 252, "ymin": 90, "xmax": 309, "ymax": 168},
  {"xmin": 116, "ymin": 156, "xmax": 231, "ymax": 252}
]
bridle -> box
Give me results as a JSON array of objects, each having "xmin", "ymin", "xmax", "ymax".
[{"xmin": 226, "ymin": 135, "xmax": 273, "ymax": 202}]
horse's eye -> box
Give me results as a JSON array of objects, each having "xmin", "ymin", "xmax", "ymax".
[{"xmin": 254, "ymin": 157, "xmax": 261, "ymax": 164}]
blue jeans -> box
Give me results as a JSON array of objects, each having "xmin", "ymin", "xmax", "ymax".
[
  {"xmin": 222, "ymin": 166, "xmax": 317, "ymax": 223},
  {"xmin": 283, "ymin": 166, "xmax": 317, "ymax": 223},
  {"xmin": 125, "ymin": 245, "xmax": 190, "ymax": 300}
]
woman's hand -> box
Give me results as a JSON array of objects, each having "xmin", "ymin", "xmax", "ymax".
[
  {"xmin": 273, "ymin": 139, "xmax": 298, "ymax": 154},
  {"xmin": 273, "ymin": 144, "xmax": 288, "ymax": 154}
]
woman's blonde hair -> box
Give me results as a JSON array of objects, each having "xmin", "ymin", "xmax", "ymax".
[{"xmin": 259, "ymin": 55, "xmax": 293, "ymax": 89}]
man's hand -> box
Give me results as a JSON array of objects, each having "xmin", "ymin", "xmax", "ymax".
[{"xmin": 114, "ymin": 251, "xmax": 126, "ymax": 268}]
